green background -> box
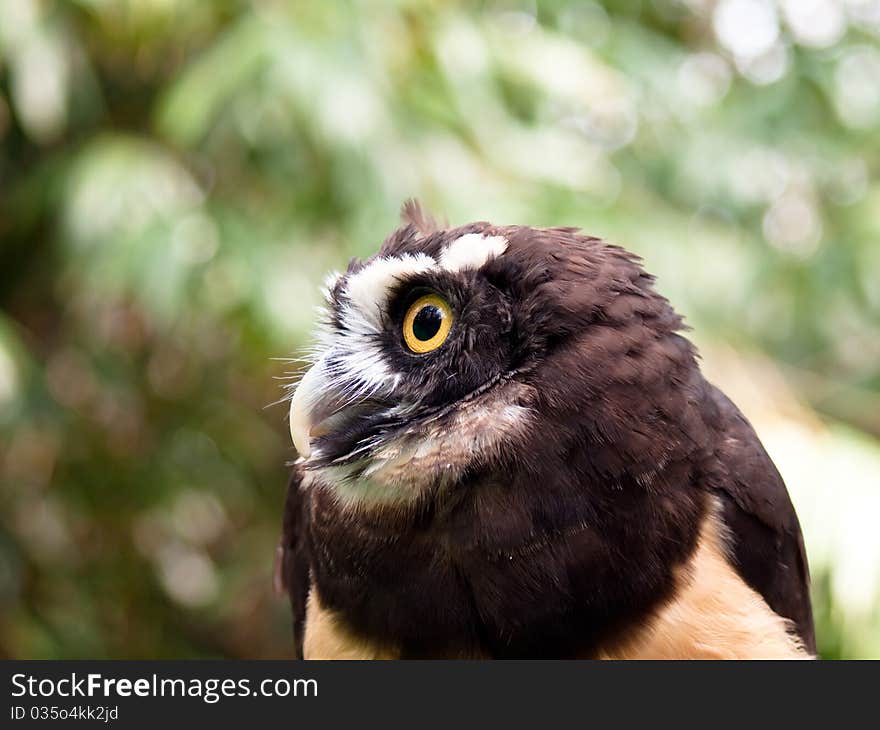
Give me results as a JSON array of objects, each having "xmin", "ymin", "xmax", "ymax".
[{"xmin": 1, "ymin": 0, "xmax": 878, "ymax": 658}]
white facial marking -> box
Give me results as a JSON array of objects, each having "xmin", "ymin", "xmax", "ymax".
[
  {"xmin": 305, "ymin": 254, "xmax": 436, "ymax": 412},
  {"xmin": 344, "ymin": 253, "xmax": 436, "ymax": 327},
  {"xmin": 439, "ymin": 233, "xmax": 508, "ymax": 272},
  {"xmin": 321, "ymin": 270, "xmax": 343, "ymax": 299}
]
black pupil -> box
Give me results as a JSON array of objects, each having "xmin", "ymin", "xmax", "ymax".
[{"xmin": 412, "ymin": 305, "xmax": 443, "ymax": 341}]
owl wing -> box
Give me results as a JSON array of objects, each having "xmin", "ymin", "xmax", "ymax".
[
  {"xmin": 278, "ymin": 465, "xmax": 311, "ymax": 659},
  {"xmin": 706, "ymin": 383, "xmax": 816, "ymax": 654}
]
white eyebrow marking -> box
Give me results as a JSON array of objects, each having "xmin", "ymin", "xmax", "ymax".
[
  {"xmin": 439, "ymin": 233, "xmax": 508, "ymax": 272},
  {"xmin": 343, "ymin": 253, "xmax": 436, "ymax": 327},
  {"xmin": 308, "ymin": 255, "xmax": 438, "ymax": 411}
]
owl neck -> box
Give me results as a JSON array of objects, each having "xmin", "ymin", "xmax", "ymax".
[{"xmin": 305, "ymin": 459, "xmax": 707, "ymax": 658}]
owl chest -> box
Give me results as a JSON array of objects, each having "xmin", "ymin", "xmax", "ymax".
[
  {"xmin": 304, "ymin": 489, "xmax": 685, "ymax": 658},
  {"xmin": 307, "ymin": 541, "xmax": 580, "ymax": 657},
  {"xmin": 303, "ymin": 506, "xmax": 809, "ymax": 660}
]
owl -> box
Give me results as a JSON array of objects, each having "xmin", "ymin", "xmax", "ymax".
[{"xmin": 277, "ymin": 202, "xmax": 815, "ymax": 659}]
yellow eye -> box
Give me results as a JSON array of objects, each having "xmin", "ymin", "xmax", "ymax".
[{"xmin": 402, "ymin": 294, "xmax": 453, "ymax": 354}]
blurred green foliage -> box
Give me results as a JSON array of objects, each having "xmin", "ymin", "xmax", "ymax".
[{"xmin": 1, "ymin": 0, "xmax": 878, "ymax": 658}]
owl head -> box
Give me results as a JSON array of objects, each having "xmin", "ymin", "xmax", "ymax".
[{"xmin": 288, "ymin": 202, "xmax": 698, "ymax": 512}]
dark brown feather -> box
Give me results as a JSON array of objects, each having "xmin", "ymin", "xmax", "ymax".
[
  {"xmin": 280, "ymin": 466, "xmax": 310, "ymax": 659},
  {"xmin": 702, "ymin": 385, "xmax": 816, "ymax": 652},
  {"xmin": 400, "ymin": 198, "xmax": 441, "ymax": 236}
]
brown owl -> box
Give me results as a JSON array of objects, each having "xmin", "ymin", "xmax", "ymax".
[{"xmin": 277, "ymin": 202, "xmax": 815, "ymax": 659}]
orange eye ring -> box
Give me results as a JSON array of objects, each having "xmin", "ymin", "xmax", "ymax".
[{"xmin": 402, "ymin": 294, "xmax": 453, "ymax": 354}]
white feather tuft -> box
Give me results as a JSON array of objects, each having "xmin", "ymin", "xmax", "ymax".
[{"xmin": 439, "ymin": 233, "xmax": 508, "ymax": 272}]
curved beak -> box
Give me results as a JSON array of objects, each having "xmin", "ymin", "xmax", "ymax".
[
  {"xmin": 290, "ymin": 356, "xmax": 392, "ymax": 460},
  {"xmin": 289, "ymin": 359, "xmax": 331, "ymax": 459}
]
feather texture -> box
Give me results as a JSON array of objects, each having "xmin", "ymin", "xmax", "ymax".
[{"xmin": 278, "ymin": 206, "xmax": 815, "ymax": 658}]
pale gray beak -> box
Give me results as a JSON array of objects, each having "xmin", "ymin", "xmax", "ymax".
[
  {"xmin": 290, "ymin": 355, "xmax": 394, "ymax": 460},
  {"xmin": 288, "ymin": 359, "xmax": 330, "ymax": 459}
]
